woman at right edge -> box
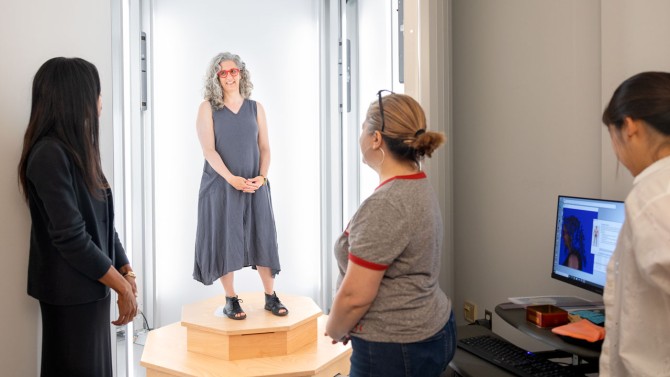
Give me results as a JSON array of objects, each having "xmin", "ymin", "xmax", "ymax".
[
  {"xmin": 326, "ymin": 91, "xmax": 456, "ymax": 377},
  {"xmin": 599, "ymin": 71, "xmax": 670, "ymax": 376}
]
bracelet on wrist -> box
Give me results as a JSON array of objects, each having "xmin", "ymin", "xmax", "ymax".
[{"xmin": 123, "ymin": 271, "xmax": 137, "ymax": 279}]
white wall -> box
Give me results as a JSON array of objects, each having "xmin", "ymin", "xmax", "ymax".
[
  {"xmin": 152, "ymin": 0, "xmax": 322, "ymax": 326},
  {"xmin": 452, "ymin": 0, "xmax": 603, "ymax": 350},
  {"xmin": 600, "ymin": 0, "xmax": 670, "ymax": 199},
  {"xmin": 0, "ymin": 0, "xmax": 115, "ymax": 374},
  {"xmin": 451, "ymin": 0, "xmax": 670, "ymax": 351}
]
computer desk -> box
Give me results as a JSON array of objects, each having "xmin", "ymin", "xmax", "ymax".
[
  {"xmin": 495, "ymin": 303, "xmax": 601, "ymax": 374},
  {"xmin": 495, "ymin": 303, "xmax": 601, "ymax": 360},
  {"xmin": 448, "ymin": 304, "xmax": 602, "ymax": 376}
]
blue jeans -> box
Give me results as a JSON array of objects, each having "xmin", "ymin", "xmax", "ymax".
[{"xmin": 349, "ymin": 311, "xmax": 456, "ymax": 377}]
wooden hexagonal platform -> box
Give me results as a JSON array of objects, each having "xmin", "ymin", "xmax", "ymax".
[
  {"xmin": 181, "ymin": 292, "xmax": 322, "ymax": 360},
  {"xmin": 141, "ymin": 292, "xmax": 351, "ymax": 377}
]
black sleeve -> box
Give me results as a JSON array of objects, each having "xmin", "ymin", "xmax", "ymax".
[
  {"xmin": 26, "ymin": 141, "xmax": 113, "ymax": 281},
  {"xmin": 113, "ymin": 229, "xmax": 130, "ymax": 270}
]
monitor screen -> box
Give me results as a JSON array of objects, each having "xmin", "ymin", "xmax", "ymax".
[{"xmin": 551, "ymin": 195, "xmax": 625, "ymax": 295}]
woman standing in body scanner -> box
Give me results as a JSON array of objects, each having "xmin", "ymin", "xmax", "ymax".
[{"xmin": 193, "ymin": 52, "xmax": 287, "ymax": 320}]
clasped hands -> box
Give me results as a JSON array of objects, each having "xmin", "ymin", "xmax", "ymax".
[
  {"xmin": 324, "ymin": 331, "xmax": 351, "ymax": 346},
  {"xmin": 229, "ymin": 175, "xmax": 265, "ymax": 193},
  {"xmin": 113, "ymin": 271, "xmax": 139, "ymax": 326}
]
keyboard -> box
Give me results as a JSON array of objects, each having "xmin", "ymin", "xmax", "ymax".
[{"xmin": 457, "ymin": 335, "xmax": 584, "ymax": 377}]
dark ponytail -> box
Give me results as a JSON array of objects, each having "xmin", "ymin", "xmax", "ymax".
[{"xmin": 603, "ymin": 71, "xmax": 670, "ymax": 136}]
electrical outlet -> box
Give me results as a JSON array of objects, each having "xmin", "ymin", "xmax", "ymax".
[{"xmin": 464, "ymin": 300, "xmax": 477, "ymax": 323}]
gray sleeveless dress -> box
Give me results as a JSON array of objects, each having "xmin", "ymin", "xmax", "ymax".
[{"xmin": 193, "ymin": 99, "xmax": 280, "ymax": 285}]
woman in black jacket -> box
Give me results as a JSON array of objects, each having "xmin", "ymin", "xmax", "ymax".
[{"xmin": 18, "ymin": 57, "xmax": 138, "ymax": 377}]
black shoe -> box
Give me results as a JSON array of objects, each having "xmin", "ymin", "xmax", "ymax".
[
  {"xmin": 264, "ymin": 292, "xmax": 289, "ymax": 317},
  {"xmin": 223, "ymin": 295, "xmax": 246, "ymax": 320}
]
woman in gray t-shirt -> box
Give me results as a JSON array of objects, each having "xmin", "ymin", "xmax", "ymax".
[{"xmin": 326, "ymin": 92, "xmax": 456, "ymax": 377}]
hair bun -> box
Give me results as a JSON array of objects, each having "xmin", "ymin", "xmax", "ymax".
[{"xmin": 412, "ymin": 130, "xmax": 446, "ymax": 158}]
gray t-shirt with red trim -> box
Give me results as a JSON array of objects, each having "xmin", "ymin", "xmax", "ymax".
[{"xmin": 334, "ymin": 172, "xmax": 452, "ymax": 343}]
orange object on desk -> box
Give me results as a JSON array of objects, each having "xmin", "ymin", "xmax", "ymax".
[
  {"xmin": 525, "ymin": 305, "xmax": 569, "ymax": 327},
  {"xmin": 551, "ymin": 319, "xmax": 606, "ymax": 342}
]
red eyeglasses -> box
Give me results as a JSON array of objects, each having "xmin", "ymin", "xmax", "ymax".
[{"xmin": 217, "ymin": 68, "xmax": 241, "ymax": 78}]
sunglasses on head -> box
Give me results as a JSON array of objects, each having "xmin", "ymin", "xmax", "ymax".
[{"xmin": 377, "ymin": 89, "xmax": 394, "ymax": 132}]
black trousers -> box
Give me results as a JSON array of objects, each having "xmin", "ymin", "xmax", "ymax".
[{"xmin": 39, "ymin": 295, "xmax": 112, "ymax": 377}]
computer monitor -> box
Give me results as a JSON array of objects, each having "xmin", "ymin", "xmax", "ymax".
[{"xmin": 551, "ymin": 195, "xmax": 625, "ymax": 295}]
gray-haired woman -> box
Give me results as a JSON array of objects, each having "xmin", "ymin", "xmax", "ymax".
[{"xmin": 193, "ymin": 52, "xmax": 287, "ymax": 319}]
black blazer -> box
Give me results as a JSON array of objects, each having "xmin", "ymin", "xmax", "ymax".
[{"xmin": 25, "ymin": 138, "xmax": 129, "ymax": 305}]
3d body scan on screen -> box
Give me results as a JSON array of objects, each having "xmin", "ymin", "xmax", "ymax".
[{"xmin": 552, "ymin": 196, "xmax": 625, "ymax": 294}]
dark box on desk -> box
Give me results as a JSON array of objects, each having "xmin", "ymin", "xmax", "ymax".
[{"xmin": 526, "ymin": 305, "xmax": 568, "ymax": 328}]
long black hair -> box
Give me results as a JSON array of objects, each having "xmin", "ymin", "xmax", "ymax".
[{"xmin": 18, "ymin": 57, "xmax": 107, "ymax": 199}]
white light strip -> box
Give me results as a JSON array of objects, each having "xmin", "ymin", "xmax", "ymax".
[{"xmin": 121, "ymin": 0, "xmax": 135, "ymax": 375}]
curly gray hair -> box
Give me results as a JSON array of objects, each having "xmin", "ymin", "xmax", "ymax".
[{"xmin": 203, "ymin": 52, "xmax": 253, "ymax": 110}]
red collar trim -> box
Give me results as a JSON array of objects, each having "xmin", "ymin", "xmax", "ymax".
[{"xmin": 376, "ymin": 171, "xmax": 427, "ymax": 190}]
